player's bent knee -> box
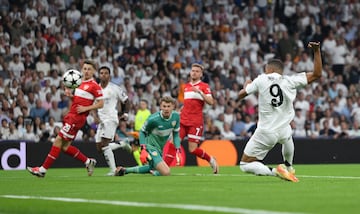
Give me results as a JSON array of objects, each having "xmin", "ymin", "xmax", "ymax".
[
  {"xmin": 162, "ymin": 172, "xmax": 171, "ymax": 176},
  {"xmin": 161, "ymin": 170, "xmax": 171, "ymax": 176}
]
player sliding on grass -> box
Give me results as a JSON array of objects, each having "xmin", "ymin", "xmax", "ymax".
[
  {"xmin": 238, "ymin": 42, "xmax": 322, "ymax": 182},
  {"xmin": 115, "ymin": 96, "xmax": 181, "ymax": 176}
]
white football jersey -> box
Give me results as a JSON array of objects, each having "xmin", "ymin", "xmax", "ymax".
[
  {"xmin": 98, "ymin": 82, "xmax": 128, "ymax": 122},
  {"xmin": 245, "ymin": 72, "xmax": 307, "ymax": 132}
]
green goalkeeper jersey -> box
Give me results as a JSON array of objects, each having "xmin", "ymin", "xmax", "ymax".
[{"xmin": 139, "ymin": 110, "xmax": 181, "ymax": 152}]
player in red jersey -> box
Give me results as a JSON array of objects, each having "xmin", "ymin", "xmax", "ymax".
[
  {"xmin": 27, "ymin": 59, "xmax": 104, "ymax": 177},
  {"xmin": 166, "ymin": 63, "xmax": 219, "ymax": 173}
]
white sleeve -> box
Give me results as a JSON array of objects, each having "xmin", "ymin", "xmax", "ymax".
[
  {"xmin": 245, "ymin": 77, "xmax": 260, "ymax": 95},
  {"xmin": 289, "ymin": 72, "xmax": 308, "ymax": 89},
  {"xmin": 117, "ymin": 86, "xmax": 128, "ymax": 103}
]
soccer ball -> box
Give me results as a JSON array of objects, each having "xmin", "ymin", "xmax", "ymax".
[{"xmin": 63, "ymin": 69, "xmax": 82, "ymax": 89}]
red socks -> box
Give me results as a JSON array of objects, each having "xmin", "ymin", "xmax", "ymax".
[
  {"xmin": 42, "ymin": 146, "xmax": 61, "ymax": 169},
  {"xmin": 191, "ymin": 148, "xmax": 211, "ymax": 162},
  {"xmin": 164, "ymin": 143, "xmax": 176, "ymax": 166},
  {"xmin": 42, "ymin": 145, "xmax": 88, "ymax": 169},
  {"xmin": 64, "ymin": 145, "xmax": 88, "ymax": 163}
]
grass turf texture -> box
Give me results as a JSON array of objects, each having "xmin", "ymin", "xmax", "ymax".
[{"xmin": 1, "ymin": 165, "xmax": 359, "ymax": 214}]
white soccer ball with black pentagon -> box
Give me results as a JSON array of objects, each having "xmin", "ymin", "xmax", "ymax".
[{"xmin": 63, "ymin": 69, "xmax": 82, "ymax": 89}]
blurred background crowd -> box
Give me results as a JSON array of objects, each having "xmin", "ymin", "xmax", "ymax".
[{"xmin": 0, "ymin": 0, "xmax": 360, "ymax": 143}]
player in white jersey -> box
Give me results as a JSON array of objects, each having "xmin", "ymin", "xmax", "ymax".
[
  {"xmin": 95, "ymin": 66, "xmax": 130, "ymax": 176},
  {"xmin": 238, "ymin": 42, "xmax": 322, "ymax": 182}
]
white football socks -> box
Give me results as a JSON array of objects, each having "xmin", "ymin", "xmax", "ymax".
[
  {"xmin": 239, "ymin": 161, "xmax": 275, "ymax": 176},
  {"xmin": 102, "ymin": 146, "xmax": 116, "ymax": 173},
  {"xmin": 282, "ymin": 140, "xmax": 294, "ymax": 166}
]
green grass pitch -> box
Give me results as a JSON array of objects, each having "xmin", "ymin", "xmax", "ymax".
[{"xmin": 1, "ymin": 164, "xmax": 360, "ymax": 214}]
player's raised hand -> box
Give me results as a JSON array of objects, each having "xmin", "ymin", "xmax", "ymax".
[
  {"xmin": 243, "ymin": 79, "xmax": 252, "ymax": 89},
  {"xmin": 64, "ymin": 87, "xmax": 74, "ymax": 98},
  {"xmin": 307, "ymin": 42, "xmax": 320, "ymax": 51}
]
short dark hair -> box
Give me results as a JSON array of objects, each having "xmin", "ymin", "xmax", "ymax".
[
  {"xmin": 99, "ymin": 66, "xmax": 111, "ymax": 75},
  {"xmin": 140, "ymin": 99, "xmax": 148, "ymax": 105},
  {"xmin": 267, "ymin": 59, "xmax": 284, "ymax": 71}
]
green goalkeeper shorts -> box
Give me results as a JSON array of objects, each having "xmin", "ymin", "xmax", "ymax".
[{"xmin": 146, "ymin": 145, "xmax": 163, "ymax": 169}]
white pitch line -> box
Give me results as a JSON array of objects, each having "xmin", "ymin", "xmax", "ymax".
[
  {"xmin": 1, "ymin": 195, "xmax": 304, "ymax": 214},
  {"xmin": 172, "ymin": 173, "xmax": 360, "ymax": 179}
]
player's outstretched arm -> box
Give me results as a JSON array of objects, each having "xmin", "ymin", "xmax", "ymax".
[
  {"xmin": 306, "ymin": 42, "xmax": 322, "ymax": 84},
  {"xmin": 238, "ymin": 79, "xmax": 252, "ymax": 100}
]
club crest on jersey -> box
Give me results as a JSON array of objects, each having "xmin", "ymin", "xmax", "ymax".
[
  {"xmin": 151, "ymin": 151, "xmax": 158, "ymax": 156},
  {"xmin": 84, "ymin": 85, "xmax": 89, "ymax": 90},
  {"xmin": 172, "ymin": 121, "xmax": 176, "ymax": 127}
]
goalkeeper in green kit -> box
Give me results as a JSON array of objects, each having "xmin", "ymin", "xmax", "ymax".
[{"xmin": 115, "ymin": 96, "xmax": 181, "ymax": 176}]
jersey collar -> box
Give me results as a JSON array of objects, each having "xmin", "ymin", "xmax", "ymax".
[
  {"xmin": 190, "ymin": 80, "xmax": 201, "ymax": 85},
  {"xmin": 160, "ymin": 110, "xmax": 172, "ymax": 121}
]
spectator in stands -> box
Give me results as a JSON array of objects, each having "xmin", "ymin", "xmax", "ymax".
[
  {"xmin": 23, "ymin": 122, "xmax": 40, "ymax": 142},
  {"xmin": 336, "ymin": 121, "xmax": 350, "ymax": 139},
  {"xmin": 66, "ymin": 3, "xmax": 81, "ymax": 25},
  {"xmin": 304, "ymin": 120, "xmax": 320, "ymax": 139},
  {"xmin": 348, "ymin": 121, "xmax": 360, "ymax": 138},
  {"xmin": 295, "ymin": 51, "xmax": 314, "ymax": 73},
  {"xmin": 42, "ymin": 93, "xmax": 53, "ymax": 111},
  {"xmin": 204, "ymin": 124, "xmax": 221, "ymax": 140},
  {"xmin": 0, "ymin": 118, "xmax": 10, "ymax": 138},
  {"xmin": 29, "ymin": 99, "xmax": 48, "ymax": 122},
  {"xmin": 221, "ymin": 122, "xmax": 236, "ymax": 140},
  {"xmin": 36, "ymin": 53, "xmax": 51, "ymax": 76},
  {"xmin": 4, "ymin": 121, "xmax": 22, "ymax": 140},
  {"xmin": 8, "ymin": 53, "xmax": 24, "ymax": 78},
  {"xmin": 48, "ymin": 100, "xmax": 63, "ymax": 122},
  {"xmin": 319, "ymin": 119, "xmax": 337, "ymax": 138},
  {"xmin": 293, "ymin": 108, "xmax": 306, "ymax": 137},
  {"xmin": 232, "ymin": 112, "xmax": 247, "ymax": 138}
]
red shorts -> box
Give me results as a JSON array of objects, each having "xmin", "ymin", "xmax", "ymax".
[
  {"xmin": 180, "ymin": 122, "xmax": 203, "ymax": 144},
  {"xmin": 59, "ymin": 113, "xmax": 86, "ymax": 141}
]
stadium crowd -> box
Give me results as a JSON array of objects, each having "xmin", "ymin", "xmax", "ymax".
[{"xmin": 0, "ymin": 0, "xmax": 360, "ymax": 143}]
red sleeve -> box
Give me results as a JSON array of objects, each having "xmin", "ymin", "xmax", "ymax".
[
  {"xmin": 203, "ymin": 82, "xmax": 212, "ymax": 95},
  {"xmin": 91, "ymin": 81, "xmax": 103, "ymax": 99}
]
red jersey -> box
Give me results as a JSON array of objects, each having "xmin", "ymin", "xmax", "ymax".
[
  {"xmin": 69, "ymin": 79, "xmax": 103, "ymax": 119},
  {"xmin": 180, "ymin": 81, "xmax": 211, "ymax": 126},
  {"xmin": 59, "ymin": 79, "xmax": 103, "ymax": 141}
]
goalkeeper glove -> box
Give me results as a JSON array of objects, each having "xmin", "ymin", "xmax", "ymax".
[{"xmin": 140, "ymin": 145, "xmax": 151, "ymax": 164}]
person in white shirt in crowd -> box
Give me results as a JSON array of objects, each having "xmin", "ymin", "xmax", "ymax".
[
  {"xmin": 4, "ymin": 121, "xmax": 23, "ymax": 140},
  {"xmin": 66, "ymin": 3, "xmax": 81, "ymax": 25},
  {"xmin": 293, "ymin": 108, "xmax": 306, "ymax": 137},
  {"xmin": 294, "ymin": 91, "xmax": 310, "ymax": 117},
  {"xmin": 23, "ymin": 122, "xmax": 40, "ymax": 142},
  {"xmin": 295, "ymin": 51, "xmax": 314, "ymax": 73},
  {"xmin": 221, "ymin": 122, "xmax": 236, "ymax": 140}
]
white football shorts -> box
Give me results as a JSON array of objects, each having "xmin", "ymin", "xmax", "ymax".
[
  {"xmin": 95, "ymin": 120, "xmax": 118, "ymax": 143},
  {"xmin": 243, "ymin": 125, "xmax": 293, "ymax": 160}
]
